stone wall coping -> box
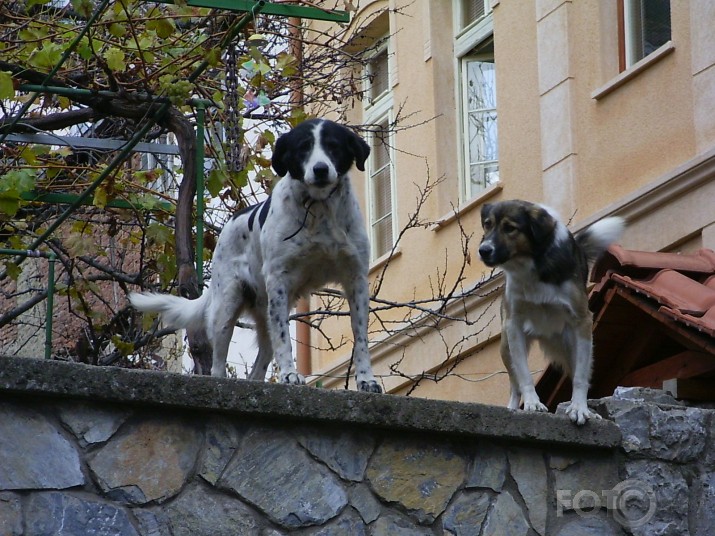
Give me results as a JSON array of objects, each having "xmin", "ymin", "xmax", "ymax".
[{"xmin": 0, "ymin": 355, "xmax": 621, "ymax": 449}]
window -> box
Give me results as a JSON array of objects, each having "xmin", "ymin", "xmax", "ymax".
[
  {"xmin": 619, "ymin": 0, "xmax": 671, "ymax": 70},
  {"xmin": 367, "ymin": 48, "xmax": 390, "ymax": 104},
  {"xmin": 363, "ymin": 40, "xmax": 395, "ymax": 260},
  {"xmin": 368, "ymin": 120, "xmax": 393, "ymax": 258},
  {"xmin": 457, "ymin": 0, "xmax": 490, "ymax": 32},
  {"xmin": 461, "ymin": 47, "xmax": 498, "ymax": 198}
]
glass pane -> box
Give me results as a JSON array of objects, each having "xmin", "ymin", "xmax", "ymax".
[
  {"xmin": 466, "ymin": 60, "xmax": 497, "ymax": 111},
  {"xmin": 371, "ymin": 167, "xmax": 392, "ymax": 220},
  {"xmin": 642, "ymin": 0, "xmax": 671, "ymax": 55},
  {"xmin": 469, "ymin": 163, "xmax": 499, "ymax": 193},
  {"xmin": 370, "ymin": 50, "xmax": 389, "ymax": 101},
  {"xmin": 372, "ymin": 217, "xmax": 393, "ymax": 258},
  {"xmin": 462, "ymin": 0, "xmax": 485, "ymax": 28},
  {"xmin": 372, "ymin": 128, "xmax": 390, "ymax": 171},
  {"xmin": 468, "ymin": 110, "xmax": 498, "ymax": 164}
]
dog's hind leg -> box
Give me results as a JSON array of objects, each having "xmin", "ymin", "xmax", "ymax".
[
  {"xmin": 207, "ymin": 283, "xmax": 243, "ymax": 378},
  {"xmin": 344, "ymin": 276, "xmax": 381, "ymax": 393},
  {"xmin": 248, "ymin": 312, "xmax": 272, "ymax": 381}
]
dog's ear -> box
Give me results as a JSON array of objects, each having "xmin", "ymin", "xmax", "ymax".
[
  {"xmin": 528, "ymin": 205, "xmax": 556, "ymax": 245},
  {"xmin": 481, "ymin": 203, "xmax": 493, "ymax": 220},
  {"xmin": 271, "ymin": 130, "xmax": 291, "ymax": 177},
  {"xmin": 348, "ymin": 130, "xmax": 370, "ymax": 171}
]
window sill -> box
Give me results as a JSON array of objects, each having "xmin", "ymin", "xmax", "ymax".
[
  {"xmin": 591, "ymin": 41, "xmax": 675, "ymax": 101},
  {"xmin": 430, "ymin": 183, "xmax": 503, "ymax": 232},
  {"xmin": 369, "ymin": 247, "xmax": 402, "ymax": 275}
]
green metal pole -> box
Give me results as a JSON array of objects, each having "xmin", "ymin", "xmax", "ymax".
[
  {"xmin": 0, "ymin": 0, "xmax": 111, "ymax": 144},
  {"xmin": 195, "ymin": 102, "xmax": 206, "ymax": 291},
  {"xmin": 45, "ymin": 254, "xmax": 56, "ymax": 359},
  {"xmin": 0, "ymin": 249, "xmax": 57, "ymax": 359}
]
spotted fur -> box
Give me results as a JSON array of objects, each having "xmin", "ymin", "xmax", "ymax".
[{"xmin": 130, "ymin": 119, "xmax": 381, "ymax": 393}]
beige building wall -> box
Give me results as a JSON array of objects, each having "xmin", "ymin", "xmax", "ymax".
[{"xmin": 306, "ymin": 0, "xmax": 715, "ymax": 407}]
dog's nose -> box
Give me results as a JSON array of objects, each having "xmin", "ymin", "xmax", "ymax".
[
  {"xmin": 478, "ymin": 243, "xmax": 494, "ymax": 261},
  {"xmin": 312, "ymin": 162, "xmax": 330, "ymax": 183}
]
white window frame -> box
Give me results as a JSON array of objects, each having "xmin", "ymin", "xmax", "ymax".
[
  {"xmin": 454, "ymin": 3, "xmax": 497, "ymax": 202},
  {"xmin": 363, "ymin": 39, "xmax": 396, "ymax": 262},
  {"xmin": 621, "ymin": 0, "xmax": 671, "ymax": 70},
  {"xmin": 460, "ymin": 52, "xmax": 498, "ymax": 200}
]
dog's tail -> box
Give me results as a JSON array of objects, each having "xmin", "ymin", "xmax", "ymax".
[
  {"xmin": 129, "ymin": 291, "xmax": 208, "ymax": 331},
  {"xmin": 576, "ymin": 216, "xmax": 625, "ymax": 262}
]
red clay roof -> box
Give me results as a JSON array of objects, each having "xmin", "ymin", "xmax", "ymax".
[
  {"xmin": 590, "ymin": 245, "xmax": 715, "ymax": 337},
  {"xmin": 536, "ymin": 245, "xmax": 715, "ymax": 409}
]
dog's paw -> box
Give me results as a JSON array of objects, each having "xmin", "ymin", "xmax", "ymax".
[
  {"xmin": 358, "ymin": 380, "xmax": 382, "ymax": 393},
  {"xmin": 522, "ymin": 400, "xmax": 549, "ymax": 413},
  {"xmin": 564, "ymin": 402, "xmax": 601, "ymax": 425},
  {"xmin": 281, "ymin": 372, "xmax": 306, "ymax": 386}
]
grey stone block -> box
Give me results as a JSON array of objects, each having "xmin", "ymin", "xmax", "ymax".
[
  {"xmin": 218, "ymin": 428, "xmax": 347, "ymax": 528},
  {"xmin": 0, "ymin": 404, "xmax": 84, "ymax": 490}
]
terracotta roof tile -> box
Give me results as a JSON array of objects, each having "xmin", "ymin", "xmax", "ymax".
[
  {"xmin": 591, "ymin": 245, "xmax": 715, "ymax": 282},
  {"xmin": 537, "ymin": 246, "xmax": 715, "ymax": 409},
  {"xmin": 591, "ymin": 246, "xmax": 715, "ymax": 337},
  {"xmin": 611, "ymin": 270, "xmax": 715, "ymax": 315}
]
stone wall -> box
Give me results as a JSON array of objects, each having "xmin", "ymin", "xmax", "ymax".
[{"xmin": 0, "ymin": 356, "xmax": 711, "ymax": 536}]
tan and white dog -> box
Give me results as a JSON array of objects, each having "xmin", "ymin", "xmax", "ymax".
[{"xmin": 478, "ymin": 200, "xmax": 624, "ymax": 424}]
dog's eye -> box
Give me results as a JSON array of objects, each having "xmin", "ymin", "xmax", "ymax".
[
  {"xmin": 502, "ymin": 222, "xmax": 517, "ymax": 234},
  {"xmin": 483, "ymin": 219, "xmax": 493, "ymax": 231},
  {"xmin": 298, "ymin": 139, "xmax": 312, "ymax": 152},
  {"xmin": 323, "ymin": 140, "xmax": 339, "ymax": 153}
]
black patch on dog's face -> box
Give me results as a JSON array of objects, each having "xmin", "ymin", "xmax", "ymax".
[
  {"xmin": 479, "ymin": 200, "xmax": 588, "ymax": 286},
  {"xmin": 271, "ymin": 119, "xmax": 370, "ymax": 180},
  {"xmin": 479, "ymin": 201, "xmax": 552, "ymax": 267}
]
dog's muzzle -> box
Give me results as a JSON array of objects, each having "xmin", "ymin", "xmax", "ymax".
[
  {"xmin": 478, "ymin": 241, "xmax": 498, "ymax": 266},
  {"xmin": 312, "ymin": 162, "xmax": 330, "ymax": 186}
]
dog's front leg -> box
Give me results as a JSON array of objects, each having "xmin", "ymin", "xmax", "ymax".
[
  {"xmin": 265, "ymin": 277, "xmax": 304, "ymax": 385},
  {"xmin": 345, "ymin": 275, "xmax": 381, "ymax": 393},
  {"xmin": 504, "ymin": 322, "xmax": 547, "ymax": 413},
  {"xmin": 564, "ymin": 328, "xmax": 600, "ymax": 425}
]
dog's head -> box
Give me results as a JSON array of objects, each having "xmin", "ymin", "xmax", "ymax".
[
  {"xmin": 478, "ymin": 200, "xmax": 559, "ymax": 268},
  {"xmin": 271, "ymin": 119, "xmax": 370, "ymax": 200}
]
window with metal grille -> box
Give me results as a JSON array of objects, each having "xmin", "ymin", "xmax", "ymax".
[
  {"xmin": 460, "ymin": 0, "xmax": 488, "ymax": 31},
  {"xmin": 368, "ymin": 120, "xmax": 393, "ymax": 259},
  {"xmin": 619, "ymin": 0, "xmax": 671, "ymax": 70},
  {"xmin": 368, "ymin": 48, "xmax": 390, "ymax": 103}
]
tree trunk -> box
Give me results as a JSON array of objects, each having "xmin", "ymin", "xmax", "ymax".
[{"xmin": 162, "ymin": 109, "xmax": 213, "ymax": 375}]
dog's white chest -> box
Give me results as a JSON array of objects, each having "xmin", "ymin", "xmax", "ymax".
[{"xmin": 506, "ymin": 276, "xmax": 575, "ymax": 338}]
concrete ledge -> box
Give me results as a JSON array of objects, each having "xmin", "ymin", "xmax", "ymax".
[{"xmin": 0, "ymin": 355, "xmax": 621, "ymax": 449}]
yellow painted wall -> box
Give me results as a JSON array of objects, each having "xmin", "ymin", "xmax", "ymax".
[{"xmin": 305, "ymin": 0, "xmax": 715, "ymax": 407}]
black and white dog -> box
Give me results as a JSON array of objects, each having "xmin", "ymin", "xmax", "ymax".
[
  {"xmin": 130, "ymin": 119, "xmax": 382, "ymax": 393},
  {"xmin": 479, "ymin": 200, "xmax": 624, "ymax": 424}
]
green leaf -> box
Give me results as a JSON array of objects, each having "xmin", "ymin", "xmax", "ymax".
[
  {"xmin": 153, "ymin": 18, "xmax": 175, "ymax": 39},
  {"xmin": 104, "ymin": 47, "xmax": 126, "ymax": 72},
  {"xmin": 29, "ymin": 43, "xmax": 63, "ymax": 71},
  {"xmin": 0, "ymin": 198, "xmax": 20, "ymax": 217},
  {"xmin": 111, "ymin": 335, "xmax": 135, "ymax": 357},
  {"xmin": 4, "ymin": 261, "xmax": 22, "ymax": 281},
  {"xmin": 0, "ymin": 71, "xmax": 14, "ymax": 100},
  {"xmin": 206, "ymin": 168, "xmax": 227, "ymax": 197},
  {"xmin": 146, "ymin": 223, "xmax": 173, "ymax": 245},
  {"xmin": 27, "ymin": 0, "xmax": 52, "ymax": 7},
  {"xmin": 108, "ymin": 23, "xmax": 127, "ymax": 38},
  {"xmin": 93, "ymin": 185, "xmax": 108, "ymax": 209},
  {"xmin": 71, "ymin": 0, "xmax": 93, "ymax": 18}
]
